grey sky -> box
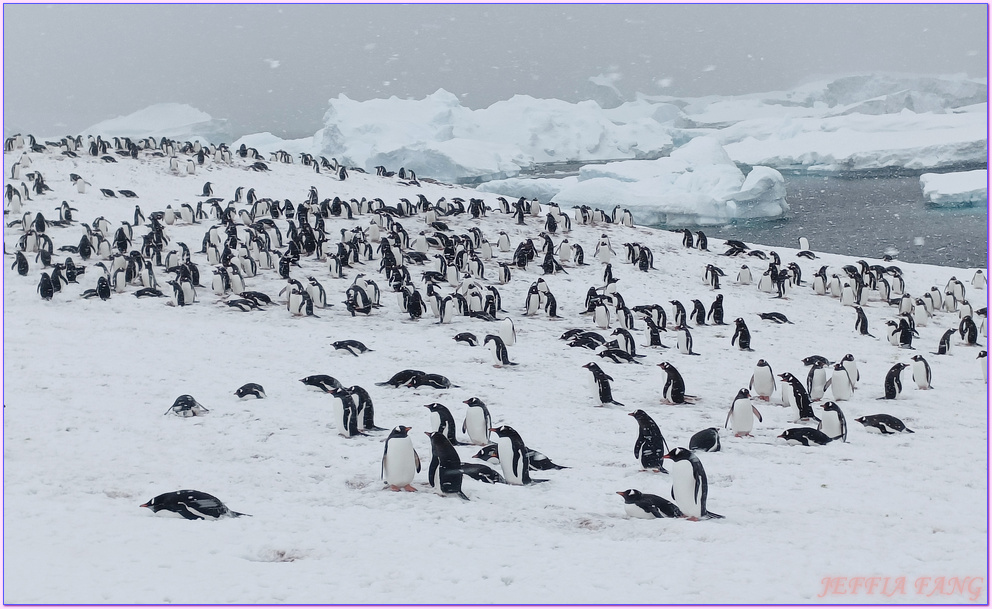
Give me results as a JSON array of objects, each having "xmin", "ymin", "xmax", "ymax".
[{"xmin": 3, "ymin": 3, "xmax": 987, "ymax": 139}]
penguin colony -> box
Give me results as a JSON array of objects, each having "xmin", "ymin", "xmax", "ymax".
[{"xmin": 3, "ymin": 133, "xmax": 987, "ymax": 526}]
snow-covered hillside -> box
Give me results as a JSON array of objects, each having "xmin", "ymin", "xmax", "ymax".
[{"xmin": 2, "ymin": 139, "xmax": 988, "ymax": 604}]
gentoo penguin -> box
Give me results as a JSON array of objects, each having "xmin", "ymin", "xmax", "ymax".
[
  {"xmin": 959, "ymin": 316, "xmax": 979, "ymax": 345},
  {"xmin": 855, "ymin": 414, "xmax": 914, "ymax": 434},
  {"xmin": 454, "ymin": 332, "xmax": 479, "ymax": 347},
  {"xmin": 664, "ymin": 447, "xmax": 722, "ymax": 520},
  {"xmin": 708, "ymin": 294, "xmax": 726, "ymax": 325},
  {"xmin": 806, "ymin": 360, "xmax": 830, "ymax": 401},
  {"xmin": 854, "ymin": 306, "xmax": 875, "ymax": 337},
  {"xmin": 972, "ymin": 269, "xmax": 987, "ymax": 290},
  {"xmin": 749, "ymin": 359, "xmax": 777, "ymax": 401},
  {"xmin": 471, "ymin": 443, "xmax": 567, "ymax": 471},
  {"xmin": 934, "ymin": 328, "xmax": 955, "ymax": 355},
  {"xmin": 489, "ymin": 425, "xmax": 542, "ymax": 485},
  {"xmin": 462, "ymin": 397, "xmax": 492, "ymax": 445},
  {"xmin": 424, "ymin": 403, "xmax": 465, "ymax": 446},
  {"xmin": 736, "ymin": 265, "xmax": 752, "ymax": 285},
  {"xmin": 657, "ymin": 362, "xmax": 691, "ymax": 404},
  {"xmin": 234, "ymin": 383, "xmax": 266, "ymax": 399},
  {"xmin": 910, "ymin": 354, "xmax": 932, "ymax": 389},
  {"xmin": 425, "ymin": 431, "xmax": 469, "ymax": 500},
  {"xmin": 778, "ymin": 373, "xmax": 819, "ymax": 423},
  {"xmin": 484, "ymin": 334, "xmax": 517, "ymax": 366},
  {"xmin": 778, "ymin": 428, "xmax": 833, "ymax": 446},
  {"xmin": 332, "ymin": 339, "xmax": 373, "ymax": 356},
  {"xmin": 817, "ymin": 401, "xmax": 848, "ymax": 442},
  {"xmin": 725, "ymin": 388, "xmax": 762, "ymax": 437},
  {"xmin": 880, "ymin": 363, "xmax": 908, "ymax": 399},
  {"xmin": 376, "ymin": 369, "xmax": 426, "ymax": 387},
  {"xmin": 381, "ymin": 426, "xmax": 421, "ymax": 491},
  {"xmin": 499, "ymin": 317, "xmax": 516, "ymax": 346},
  {"xmin": 829, "ymin": 363, "xmax": 855, "ymax": 401},
  {"xmin": 300, "ymin": 374, "xmax": 343, "ymax": 392},
  {"xmin": 840, "ymin": 353, "xmax": 860, "ymax": 387},
  {"xmin": 165, "ymin": 394, "xmax": 209, "ymax": 417},
  {"xmin": 582, "ymin": 362, "xmax": 624, "ymax": 406},
  {"xmin": 329, "ymin": 387, "xmax": 366, "ymax": 437},
  {"xmin": 979, "ymin": 350, "xmax": 988, "ymax": 384},
  {"xmin": 616, "ymin": 489, "xmax": 683, "ymax": 519},
  {"xmin": 675, "ymin": 325, "xmax": 699, "ymax": 356},
  {"xmin": 628, "ymin": 409, "xmax": 669, "ymax": 472},
  {"xmin": 141, "ymin": 490, "xmax": 249, "ymax": 520},
  {"xmin": 731, "ymin": 318, "xmax": 753, "ymax": 351},
  {"xmin": 593, "ymin": 302, "xmax": 611, "ymax": 329},
  {"xmin": 688, "ymin": 428, "xmax": 721, "ymax": 452},
  {"xmin": 459, "ymin": 462, "xmax": 505, "ymax": 484}
]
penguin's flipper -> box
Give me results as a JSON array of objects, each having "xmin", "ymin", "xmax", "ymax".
[
  {"xmin": 752, "ymin": 406, "xmax": 763, "ymax": 423},
  {"xmin": 457, "ymin": 491, "xmax": 470, "ymax": 501},
  {"xmin": 414, "ymin": 450, "xmax": 422, "ymax": 473},
  {"xmin": 724, "ymin": 408, "xmax": 733, "ymax": 429},
  {"xmin": 702, "ymin": 511, "xmax": 725, "ymax": 520}
]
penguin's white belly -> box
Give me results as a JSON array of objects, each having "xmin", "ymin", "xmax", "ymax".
[
  {"xmin": 670, "ymin": 460, "xmax": 701, "ymax": 519},
  {"xmin": 624, "ymin": 503, "xmax": 656, "ymax": 519},
  {"xmin": 464, "ymin": 410, "xmax": 488, "ymax": 445},
  {"xmin": 752, "ymin": 372, "xmax": 775, "ymax": 398},
  {"xmin": 383, "ymin": 438, "xmax": 418, "ymax": 487},
  {"xmin": 809, "ymin": 371, "xmax": 827, "ymax": 400},
  {"xmin": 819, "ymin": 411, "xmax": 842, "ymax": 439},
  {"xmin": 731, "ymin": 401, "xmax": 754, "ymax": 434},
  {"xmin": 831, "ymin": 372, "xmax": 853, "ymax": 401},
  {"xmin": 912, "ymin": 361, "xmax": 929, "ymax": 389}
]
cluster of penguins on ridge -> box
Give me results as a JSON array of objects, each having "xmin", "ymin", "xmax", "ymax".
[{"xmin": 4, "ymin": 132, "xmax": 988, "ymax": 522}]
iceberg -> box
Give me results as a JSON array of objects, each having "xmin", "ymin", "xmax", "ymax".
[
  {"xmin": 920, "ymin": 170, "xmax": 989, "ymax": 207},
  {"xmin": 81, "ymin": 103, "xmax": 230, "ymax": 144}
]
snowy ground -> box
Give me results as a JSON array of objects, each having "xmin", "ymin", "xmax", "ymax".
[{"xmin": 2, "ymin": 143, "xmax": 988, "ymax": 604}]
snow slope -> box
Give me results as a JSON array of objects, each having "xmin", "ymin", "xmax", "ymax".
[{"xmin": 2, "ymin": 141, "xmax": 988, "ymax": 604}]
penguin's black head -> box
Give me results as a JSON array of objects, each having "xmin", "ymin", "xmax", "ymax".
[
  {"xmin": 664, "ymin": 447, "xmax": 692, "ymax": 462},
  {"xmin": 617, "ymin": 489, "xmax": 640, "ymax": 502},
  {"xmin": 735, "ymin": 388, "xmax": 750, "ymax": 400},
  {"xmin": 140, "ymin": 497, "xmax": 161, "ymax": 512},
  {"xmin": 821, "ymin": 401, "xmax": 839, "ymax": 411}
]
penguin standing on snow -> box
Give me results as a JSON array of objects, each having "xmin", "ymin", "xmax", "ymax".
[
  {"xmin": 664, "ymin": 447, "xmax": 723, "ymax": 520},
  {"xmin": 424, "ymin": 403, "xmax": 465, "ymax": 445},
  {"xmin": 657, "ymin": 362, "xmax": 691, "ymax": 404},
  {"xmin": 462, "ymin": 397, "xmax": 492, "ymax": 445},
  {"xmin": 329, "ymin": 387, "xmax": 366, "ymax": 437},
  {"xmin": 489, "ymin": 425, "xmax": 543, "ymax": 485},
  {"xmin": 381, "ymin": 426, "xmax": 421, "ymax": 491},
  {"xmin": 880, "ymin": 363, "xmax": 908, "ymax": 400},
  {"xmin": 854, "ymin": 306, "xmax": 875, "ymax": 337},
  {"xmin": 725, "ymin": 388, "xmax": 762, "ymax": 437},
  {"xmin": 910, "ymin": 354, "xmax": 932, "ymax": 389},
  {"xmin": 779, "ymin": 372, "xmax": 819, "ymax": 423},
  {"xmin": 749, "ymin": 359, "xmax": 777, "ymax": 401},
  {"xmin": 731, "ymin": 318, "xmax": 753, "ymax": 351},
  {"xmin": 628, "ymin": 409, "xmax": 669, "ymax": 472},
  {"xmin": 817, "ymin": 401, "xmax": 848, "ymax": 442},
  {"xmin": 616, "ymin": 489, "xmax": 683, "ymax": 519},
  {"xmin": 425, "ymin": 431, "xmax": 469, "ymax": 500},
  {"xmin": 483, "ymin": 334, "xmax": 516, "ymax": 367},
  {"xmin": 582, "ymin": 362, "xmax": 624, "ymax": 406}
]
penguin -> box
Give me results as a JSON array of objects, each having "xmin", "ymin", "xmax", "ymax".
[
  {"xmin": 484, "ymin": 334, "xmax": 517, "ymax": 367},
  {"xmin": 854, "ymin": 306, "xmax": 875, "ymax": 338},
  {"xmin": 593, "ymin": 302, "xmax": 611, "ymax": 329},
  {"xmin": 657, "ymin": 362, "xmax": 690, "ymax": 404},
  {"xmin": 616, "ymin": 489, "xmax": 683, "ymax": 519},
  {"xmin": 332, "ymin": 340, "xmax": 373, "ymax": 357},
  {"xmin": 37, "ymin": 273, "xmax": 54, "ymax": 300},
  {"xmin": 880, "ymin": 363, "xmax": 908, "ymax": 400},
  {"xmin": 489, "ymin": 425, "xmax": 543, "ymax": 485},
  {"xmin": 736, "ymin": 265, "xmax": 753, "ymax": 285},
  {"xmin": 582, "ymin": 362, "xmax": 624, "ymax": 406},
  {"xmin": 707, "ymin": 294, "xmax": 726, "ymax": 325},
  {"xmin": 628, "ymin": 410, "xmax": 669, "ymax": 471},
  {"xmin": 806, "ymin": 360, "xmax": 830, "ymax": 401},
  {"xmin": 425, "ymin": 431, "xmax": 470, "ymax": 500},
  {"xmin": 972, "ymin": 269, "xmax": 987, "ymax": 290},
  {"xmin": 829, "ymin": 363, "xmax": 855, "ymax": 401},
  {"xmin": 749, "ymin": 359, "xmax": 777, "ymax": 401},
  {"xmin": 778, "ymin": 372, "xmax": 819, "ymax": 423},
  {"xmin": 724, "ymin": 388, "xmax": 762, "ymax": 437},
  {"xmin": 165, "ymin": 394, "xmax": 209, "ymax": 417},
  {"xmin": 670, "ymin": 300, "xmax": 688, "ymax": 328},
  {"xmin": 462, "ymin": 397, "xmax": 493, "ymax": 445},
  {"xmin": 675, "ymin": 325, "xmax": 699, "ymax": 356},
  {"xmin": 910, "ymin": 354, "xmax": 932, "ymax": 389},
  {"xmin": 840, "ymin": 353, "xmax": 860, "ymax": 388},
  {"xmin": 499, "ymin": 317, "xmax": 516, "ymax": 346},
  {"xmin": 979, "ymin": 350, "xmax": 987, "ymax": 384},
  {"xmin": 959, "ymin": 316, "xmax": 979, "ymax": 345},
  {"xmin": 141, "ymin": 490, "xmax": 249, "ymax": 520},
  {"xmin": 234, "ymin": 383, "xmax": 266, "ymax": 399},
  {"xmin": 855, "ymin": 414, "xmax": 914, "ymax": 434},
  {"xmin": 731, "ymin": 318, "xmax": 753, "ymax": 351},
  {"xmin": 688, "ymin": 428, "xmax": 721, "ymax": 452},
  {"xmin": 664, "ymin": 447, "xmax": 722, "ymax": 520},
  {"xmin": 300, "ymin": 374, "xmax": 343, "ymax": 393},
  {"xmin": 817, "ymin": 401, "xmax": 848, "ymax": 442},
  {"xmin": 424, "ymin": 403, "xmax": 465, "ymax": 446},
  {"xmin": 690, "ymin": 299, "xmax": 707, "ymax": 326},
  {"xmin": 381, "ymin": 426, "xmax": 421, "ymax": 491},
  {"xmin": 934, "ymin": 328, "xmax": 955, "ymax": 355},
  {"xmin": 778, "ymin": 428, "xmax": 833, "ymax": 446},
  {"xmin": 454, "ymin": 332, "xmax": 479, "ymax": 347},
  {"xmin": 459, "ymin": 462, "xmax": 505, "ymax": 484},
  {"xmin": 376, "ymin": 369, "xmax": 426, "ymax": 387},
  {"xmin": 329, "ymin": 387, "xmax": 366, "ymax": 438}
]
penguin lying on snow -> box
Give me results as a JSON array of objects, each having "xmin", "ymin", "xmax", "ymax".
[
  {"xmin": 688, "ymin": 427, "xmax": 721, "ymax": 452},
  {"xmin": 234, "ymin": 383, "xmax": 266, "ymax": 399},
  {"xmin": 332, "ymin": 340, "xmax": 373, "ymax": 356},
  {"xmin": 141, "ymin": 490, "xmax": 249, "ymax": 520},
  {"xmin": 617, "ymin": 489, "xmax": 683, "ymax": 519},
  {"xmin": 472, "ymin": 443, "xmax": 567, "ymax": 471},
  {"xmin": 165, "ymin": 394, "xmax": 208, "ymax": 417},
  {"xmin": 778, "ymin": 428, "xmax": 833, "ymax": 446},
  {"xmin": 855, "ymin": 414, "xmax": 914, "ymax": 434}
]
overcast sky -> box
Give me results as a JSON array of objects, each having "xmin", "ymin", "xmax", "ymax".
[{"xmin": 3, "ymin": 3, "xmax": 987, "ymax": 139}]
